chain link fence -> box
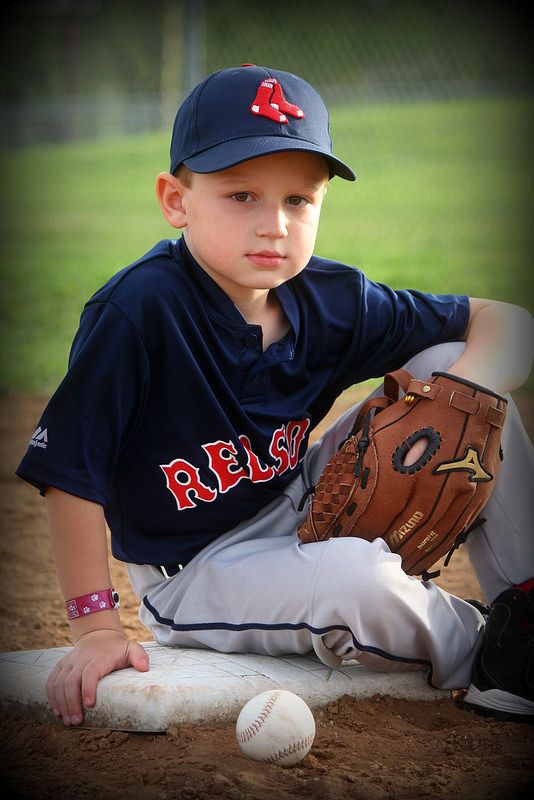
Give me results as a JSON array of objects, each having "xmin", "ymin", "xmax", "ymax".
[{"xmin": 2, "ymin": 0, "xmax": 532, "ymax": 147}]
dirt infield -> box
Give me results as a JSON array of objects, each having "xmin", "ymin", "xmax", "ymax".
[{"xmin": 1, "ymin": 392, "xmax": 533, "ymax": 800}]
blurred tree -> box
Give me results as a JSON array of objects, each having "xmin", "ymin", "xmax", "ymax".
[{"xmin": 2, "ymin": 0, "xmax": 164, "ymax": 98}]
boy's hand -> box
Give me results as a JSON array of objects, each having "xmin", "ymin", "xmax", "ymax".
[{"xmin": 46, "ymin": 629, "xmax": 149, "ymax": 726}]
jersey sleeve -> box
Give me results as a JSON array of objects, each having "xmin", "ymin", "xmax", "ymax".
[
  {"xmin": 340, "ymin": 273, "xmax": 470, "ymax": 386},
  {"xmin": 16, "ymin": 301, "xmax": 149, "ymax": 505}
]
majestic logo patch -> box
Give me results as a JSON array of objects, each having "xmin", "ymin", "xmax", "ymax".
[
  {"xmin": 29, "ymin": 426, "xmax": 48, "ymax": 449},
  {"xmin": 434, "ymin": 446, "xmax": 492, "ymax": 482},
  {"xmin": 250, "ymin": 78, "xmax": 304, "ymax": 124}
]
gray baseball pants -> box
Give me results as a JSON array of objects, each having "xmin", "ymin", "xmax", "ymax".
[{"xmin": 128, "ymin": 343, "xmax": 534, "ymax": 690}]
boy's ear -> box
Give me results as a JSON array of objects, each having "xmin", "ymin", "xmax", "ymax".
[{"xmin": 155, "ymin": 172, "xmax": 188, "ymax": 229}]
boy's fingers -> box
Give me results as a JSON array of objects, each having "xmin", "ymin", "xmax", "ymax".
[
  {"xmin": 47, "ymin": 665, "xmax": 78, "ymax": 726},
  {"xmin": 129, "ymin": 642, "xmax": 149, "ymax": 672},
  {"xmin": 46, "ymin": 664, "xmax": 71, "ymax": 722},
  {"xmin": 45, "ymin": 636, "xmax": 148, "ymax": 724},
  {"xmin": 79, "ymin": 642, "xmax": 149, "ymax": 710},
  {"xmin": 45, "ymin": 666, "xmax": 62, "ymax": 716},
  {"xmin": 63, "ymin": 666, "xmax": 85, "ymax": 725},
  {"xmin": 80, "ymin": 660, "xmax": 108, "ymax": 709}
]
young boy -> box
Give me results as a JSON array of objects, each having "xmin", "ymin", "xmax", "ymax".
[{"xmin": 17, "ymin": 65, "xmax": 534, "ymax": 728}]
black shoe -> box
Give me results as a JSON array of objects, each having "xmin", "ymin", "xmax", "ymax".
[{"xmin": 463, "ymin": 587, "xmax": 534, "ymax": 723}]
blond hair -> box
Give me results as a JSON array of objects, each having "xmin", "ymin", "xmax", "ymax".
[{"xmin": 174, "ymin": 163, "xmax": 194, "ymax": 187}]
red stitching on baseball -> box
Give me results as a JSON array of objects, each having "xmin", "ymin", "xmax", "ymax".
[
  {"xmin": 237, "ymin": 690, "xmax": 281, "ymax": 743},
  {"xmin": 264, "ymin": 734, "xmax": 315, "ymax": 763}
]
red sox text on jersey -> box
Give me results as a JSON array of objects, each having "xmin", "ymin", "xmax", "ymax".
[{"xmin": 160, "ymin": 418, "xmax": 310, "ymax": 510}]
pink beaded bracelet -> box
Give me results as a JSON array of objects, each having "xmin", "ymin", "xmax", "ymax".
[{"xmin": 65, "ymin": 588, "xmax": 120, "ymax": 620}]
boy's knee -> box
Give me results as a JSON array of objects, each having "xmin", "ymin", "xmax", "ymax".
[{"xmin": 311, "ymin": 536, "xmax": 405, "ymax": 606}]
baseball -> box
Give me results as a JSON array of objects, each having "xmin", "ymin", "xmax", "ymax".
[{"xmin": 235, "ymin": 689, "xmax": 316, "ymax": 767}]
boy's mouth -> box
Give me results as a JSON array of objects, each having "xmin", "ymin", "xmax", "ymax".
[{"xmin": 247, "ymin": 251, "xmax": 285, "ymax": 268}]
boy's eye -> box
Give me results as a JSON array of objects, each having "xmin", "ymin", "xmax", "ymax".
[
  {"xmin": 231, "ymin": 192, "xmax": 253, "ymax": 203},
  {"xmin": 286, "ymin": 195, "xmax": 308, "ymax": 207}
]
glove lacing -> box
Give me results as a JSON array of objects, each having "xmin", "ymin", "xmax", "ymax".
[{"xmin": 297, "ymin": 409, "xmax": 374, "ymax": 513}]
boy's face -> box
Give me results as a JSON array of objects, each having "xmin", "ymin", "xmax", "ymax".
[{"xmin": 176, "ymin": 151, "xmax": 329, "ymax": 302}]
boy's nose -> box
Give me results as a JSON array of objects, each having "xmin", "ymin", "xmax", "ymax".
[{"xmin": 256, "ymin": 206, "xmax": 289, "ymax": 238}]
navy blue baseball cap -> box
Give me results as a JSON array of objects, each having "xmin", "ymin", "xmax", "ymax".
[{"xmin": 169, "ymin": 65, "xmax": 356, "ymax": 181}]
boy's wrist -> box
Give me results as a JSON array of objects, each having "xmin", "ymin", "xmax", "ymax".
[
  {"xmin": 73, "ymin": 625, "xmax": 126, "ymax": 645},
  {"xmin": 70, "ymin": 612, "xmax": 123, "ymax": 642}
]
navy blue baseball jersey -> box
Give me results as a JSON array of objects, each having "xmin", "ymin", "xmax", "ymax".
[{"xmin": 16, "ymin": 237, "xmax": 469, "ymax": 567}]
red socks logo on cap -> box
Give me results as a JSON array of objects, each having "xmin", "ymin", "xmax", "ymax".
[{"xmin": 250, "ymin": 79, "xmax": 304, "ymax": 124}]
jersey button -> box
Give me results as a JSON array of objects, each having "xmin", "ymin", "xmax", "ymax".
[{"xmin": 244, "ymin": 334, "xmax": 259, "ymax": 347}]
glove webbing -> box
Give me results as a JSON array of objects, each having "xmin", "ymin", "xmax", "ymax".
[{"xmin": 297, "ymin": 408, "xmax": 375, "ymax": 515}]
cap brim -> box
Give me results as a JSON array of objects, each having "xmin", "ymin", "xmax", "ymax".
[{"xmin": 181, "ymin": 136, "xmax": 356, "ymax": 181}]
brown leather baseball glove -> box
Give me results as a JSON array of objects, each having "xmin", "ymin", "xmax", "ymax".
[{"xmin": 297, "ymin": 370, "xmax": 507, "ymax": 578}]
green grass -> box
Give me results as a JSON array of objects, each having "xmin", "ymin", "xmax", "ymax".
[
  {"xmin": 1, "ymin": 95, "xmax": 533, "ymax": 393},
  {"xmin": 319, "ymin": 97, "xmax": 533, "ymax": 298}
]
